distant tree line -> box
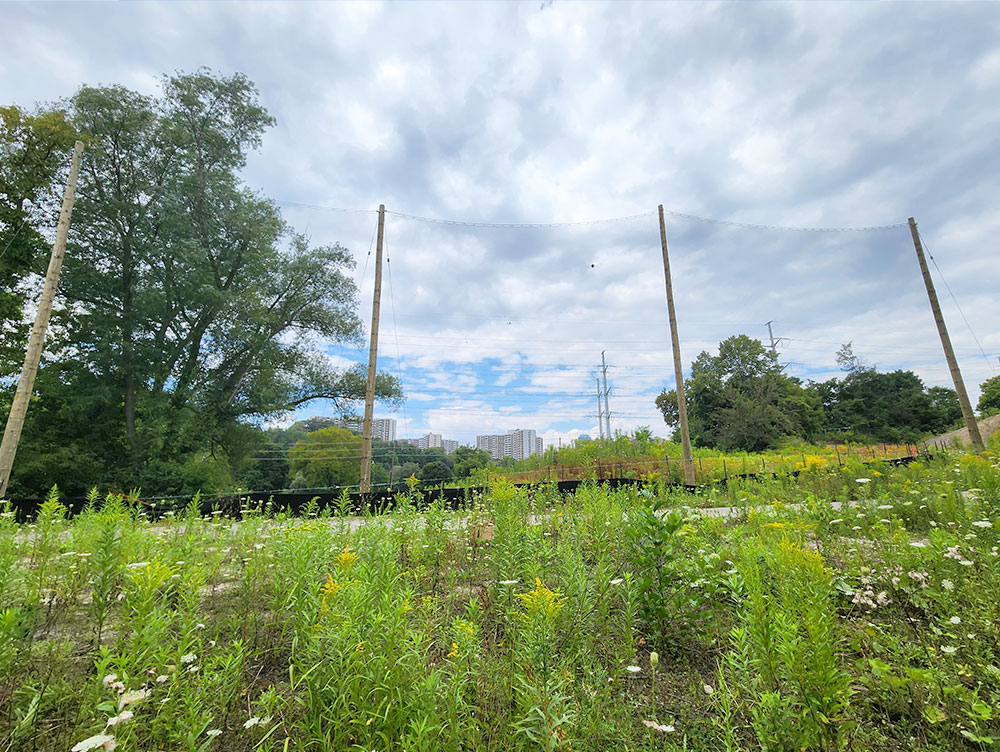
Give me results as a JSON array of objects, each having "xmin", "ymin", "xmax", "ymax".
[
  {"xmin": 656, "ymin": 335, "xmax": 969, "ymax": 451},
  {"xmin": 0, "ymin": 70, "xmax": 401, "ymax": 499},
  {"xmin": 258, "ymin": 416, "xmax": 492, "ymax": 491}
]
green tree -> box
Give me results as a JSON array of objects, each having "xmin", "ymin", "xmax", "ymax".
[
  {"xmin": 0, "ymin": 105, "xmax": 77, "ymax": 374},
  {"xmin": 288, "ymin": 427, "xmax": 362, "ymax": 490},
  {"xmin": 809, "ymin": 369, "xmax": 960, "ymax": 443},
  {"xmin": 418, "ymin": 460, "xmax": 453, "ymax": 487},
  {"xmin": 977, "ymin": 376, "xmax": 1000, "ymax": 415},
  {"xmin": 453, "ymin": 446, "xmax": 491, "ymax": 479},
  {"xmin": 655, "ymin": 335, "xmax": 823, "ymax": 451},
  {"xmin": 3, "ymin": 71, "xmax": 402, "ymax": 497}
]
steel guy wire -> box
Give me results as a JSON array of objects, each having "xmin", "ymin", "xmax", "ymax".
[{"xmin": 919, "ymin": 229, "xmax": 996, "ymax": 377}]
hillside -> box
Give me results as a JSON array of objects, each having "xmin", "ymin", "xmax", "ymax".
[{"xmin": 921, "ymin": 413, "xmax": 1000, "ymax": 448}]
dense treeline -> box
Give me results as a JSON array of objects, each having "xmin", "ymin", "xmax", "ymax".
[
  {"xmin": 0, "ymin": 70, "xmax": 401, "ymax": 498},
  {"xmin": 656, "ymin": 335, "xmax": 966, "ymax": 451}
]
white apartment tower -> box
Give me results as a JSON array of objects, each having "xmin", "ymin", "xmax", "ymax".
[
  {"xmin": 476, "ymin": 428, "xmax": 542, "ymax": 461},
  {"xmin": 372, "ymin": 418, "xmax": 396, "ymax": 442}
]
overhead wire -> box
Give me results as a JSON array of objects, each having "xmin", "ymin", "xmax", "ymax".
[{"xmin": 918, "ymin": 229, "xmax": 997, "ymax": 377}]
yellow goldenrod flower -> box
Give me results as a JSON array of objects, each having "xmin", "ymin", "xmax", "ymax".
[{"xmin": 336, "ymin": 546, "xmax": 358, "ymax": 570}]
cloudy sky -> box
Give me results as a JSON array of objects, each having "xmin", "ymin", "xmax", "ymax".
[{"xmin": 4, "ymin": 1, "xmax": 999, "ymax": 447}]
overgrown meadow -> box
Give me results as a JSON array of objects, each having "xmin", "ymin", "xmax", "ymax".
[{"xmin": 2, "ymin": 451, "xmax": 999, "ymax": 751}]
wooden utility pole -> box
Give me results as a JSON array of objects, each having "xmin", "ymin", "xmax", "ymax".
[
  {"xmin": 908, "ymin": 217, "xmax": 985, "ymax": 452},
  {"xmin": 0, "ymin": 141, "xmax": 85, "ymax": 497},
  {"xmin": 658, "ymin": 205, "xmax": 695, "ymax": 485},
  {"xmin": 359, "ymin": 205, "xmax": 386, "ymax": 493}
]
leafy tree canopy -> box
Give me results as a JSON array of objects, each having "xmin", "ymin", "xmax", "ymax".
[
  {"xmin": 656, "ymin": 335, "xmax": 823, "ymax": 452},
  {"xmin": 977, "ymin": 376, "xmax": 1000, "ymax": 416},
  {"xmin": 2, "ymin": 70, "xmax": 402, "ymax": 498}
]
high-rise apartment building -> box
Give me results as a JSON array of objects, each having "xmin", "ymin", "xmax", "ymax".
[
  {"xmin": 372, "ymin": 418, "xmax": 396, "ymax": 442},
  {"xmin": 476, "ymin": 428, "xmax": 542, "ymax": 461},
  {"xmin": 442, "ymin": 439, "xmax": 459, "ymax": 455}
]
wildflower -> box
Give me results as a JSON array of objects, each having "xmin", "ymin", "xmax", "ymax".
[
  {"xmin": 336, "ymin": 546, "xmax": 359, "ymax": 569},
  {"xmin": 909, "ymin": 541, "xmax": 928, "ymax": 548},
  {"xmin": 829, "ymin": 519, "xmax": 843, "ymax": 525},
  {"xmin": 877, "ymin": 504, "xmax": 893, "ymax": 510},
  {"xmin": 181, "ymin": 653, "xmax": 197, "ymax": 664},
  {"xmin": 972, "ymin": 521, "xmax": 991, "ymax": 528},
  {"xmin": 856, "ymin": 478, "xmax": 872, "ymax": 484},
  {"xmin": 703, "ymin": 684, "xmax": 715, "ymax": 695},
  {"xmin": 72, "ymin": 734, "xmax": 117, "ymax": 751},
  {"xmin": 949, "ymin": 616, "xmax": 961, "ymax": 624},
  {"xmin": 196, "ymin": 622, "xmax": 206, "ymax": 630},
  {"xmin": 626, "ymin": 665, "xmax": 642, "ymax": 674},
  {"xmin": 244, "ymin": 717, "xmax": 262, "ymax": 729},
  {"xmin": 447, "ymin": 642, "xmax": 460, "ymax": 658},
  {"xmin": 118, "ymin": 688, "xmax": 150, "ymax": 710},
  {"xmin": 941, "ymin": 579, "xmax": 954, "ymax": 591},
  {"xmin": 498, "ymin": 579, "xmax": 519, "ymax": 586},
  {"xmin": 156, "ymin": 675, "xmax": 168, "ymax": 683},
  {"xmin": 206, "ymin": 729, "xmax": 222, "ymax": 737},
  {"xmin": 106, "ymin": 710, "xmax": 133, "ymax": 727},
  {"xmin": 126, "ymin": 562, "xmax": 149, "ymax": 569},
  {"xmin": 102, "ymin": 674, "xmax": 118, "ymax": 687},
  {"xmin": 609, "ymin": 578, "xmax": 624, "ymax": 585},
  {"xmin": 110, "ymin": 681, "xmax": 125, "ymax": 693},
  {"xmin": 959, "ymin": 560, "xmax": 974, "ymax": 567},
  {"xmin": 940, "ymin": 646, "xmax": 957, "ymax": 655},
  {"xmin": 188, "ymin": 665, "xmax": 199, "ymax": 673},
  {"xmin": 642, "ymin": 720, "xmax": 675, "ymax": 733}
]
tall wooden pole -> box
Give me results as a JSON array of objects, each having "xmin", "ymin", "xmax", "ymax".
[
  {"xmin": 0, "ymin": 141, "xmax": 85, "ymax": 497},
  {"xmin": 908, "ymin": 217, "xmax": 985, "ymax": 452},
  {"xmin": 658, "ymin": 205, "xmax": 696, "ymax": 485},
  {"xmin": 359, "ymin": 204, "xmax": 386, "ymax": 493}
]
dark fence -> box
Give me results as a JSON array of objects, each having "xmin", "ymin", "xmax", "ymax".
[{"xmin": 4, "ymin": 453, "xmax": 924, "ymax": 522}]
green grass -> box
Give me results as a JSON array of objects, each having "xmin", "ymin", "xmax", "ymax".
[{"xmin": 1, "ymin": 449, "xmax": 999, "ymax": 751}]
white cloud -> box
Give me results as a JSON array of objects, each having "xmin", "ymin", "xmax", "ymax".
[{"xmin": 3, "ymin": 0, "xmax": 998, "ymax": 446}]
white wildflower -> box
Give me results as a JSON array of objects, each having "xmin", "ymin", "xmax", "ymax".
[
  {"xmin": 959, "ymin": 560, "xmax": 974, "ymax": 566},
  {"xmin": 498, "ymin": 580, "xmax": 519, "ymax": 586},
  {"xmin": 609, "ymin": 578, "xmax": 624, "ymax": 586},
  {"xmin": 118, "ymin": 688, "xmax": 150, "ymax": 710},
  {"xmin": 244, "ymin": 717, "xmax": 262, "ymax": 729},
  {"xmin": 855, "ymin": 478, "xmax": 871, "ymax": 484},
  {"xmin": 206, "ymin": 729, "xmax": 222, "ymax": 737},
  {"xmin": 703, "ymin": 684, "xmax": 715, "ymax": 695},
  {"xmin": 71, "ymin": 734, "xmax": 117, "ymax": 752},
  {"xmin": 102, "ymin": 674, "xmax": 118, "ymax": 687},
  {"xmin": 181, "ymin": 653, "xmax": 197, "ymax": 664},
  {"xmin": 940, "ymin": 646, "xmax": 957, "ymax": 655},
  {"xmin": 941, "ymin": 579, "xmax": 954, "ymax": 591},
  {"xmin": 972, "ymin": 521, "xmax": 991, "ymax": 528},
  {"xmin": 949, "ymin": 616, "xmax": 961, "ymax": 624},
  {"xmin": 642, "ymin": 720, "xmax": 675, "ymax": 733},
  {"xmin": 626, "ymin": 665, "xmax": 642, "ymax": 674},
  {"xmin": 126, "ymin": 562, "xmax": 149, "ymax": 570},
  {"xmin": 106, "ymin": 710, "xmax": 133, "ymax": 727}
]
